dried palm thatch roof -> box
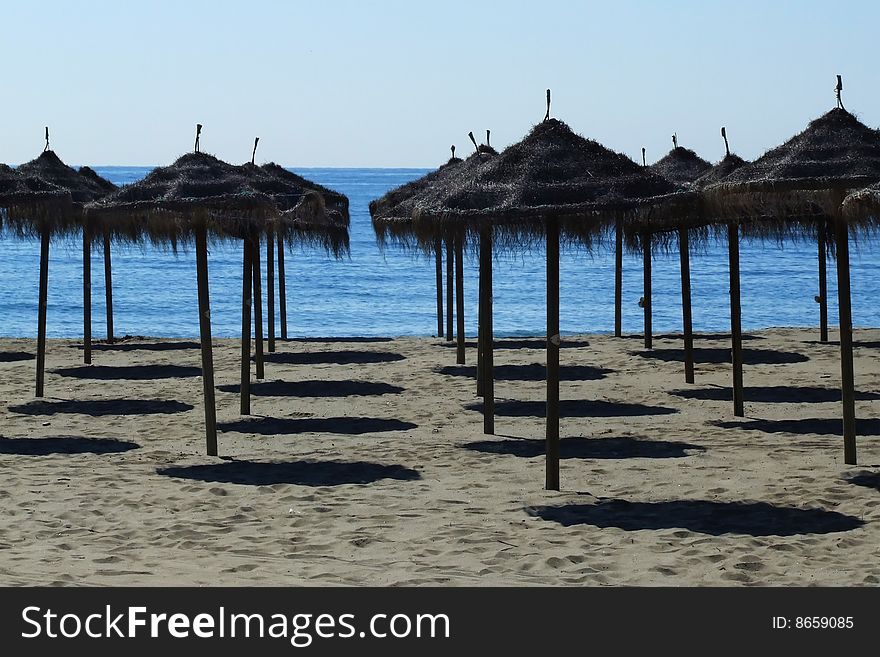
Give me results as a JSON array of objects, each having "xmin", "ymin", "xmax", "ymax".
[
  {"xmin": 650, "ymin": 146, "xmax": 712, "ymax": 186},
  {"xmin": 411, "ymin": 118, "xmax": 694, "ymax": 252},
  {"xmin": 18, "ymin": 151, "xmax": 112, "ymax": 207},
  {"xmin": 78, "ymin": 166, "xmax": 118, "ymax": 196},
  {"xmin": 624, "ymin": 152, "xmax": 750, "ymax": 251},
  {"xmin": 0, "ymin": 163, "xmax": 72, "ymax": 236},
  {"xmin": 840, "ymin": 182, "xmax": 880, "ymax": 231},
  {"xmin": 704, "ymin": 108, "xmax": 880, "ymax": 231},
  {"xmin": 240, "ymin": 162, "xmax": 349, "ymax": 257},
  {"xmin": 85, "ymin": 152, "xmax": 279, "ymax": 247},
  {"xmin": 369, "ymin": 153, "xmax": 471, "ymax": 248},
  {"xmin": 260, "ymin": 163, "xmax": 349, "ymax": 225}
]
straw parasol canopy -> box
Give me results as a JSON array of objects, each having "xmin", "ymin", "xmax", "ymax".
[
  {"xmin": 85, "ymin": 152, "xmax": 280, "ymax": 247},
  {"xmin": 704, "ymin": 108, "xmax": 880, "ymax": 231},
  {"xmin": 260, "ymin": 162, "xmax": 350, "ymax": 225},
  {"xmin": 841, "ymin": 181, "xmax": 880, "ymax": 229},
  {"xmin": 370, "ymin": 144, "xmax": 494, "ymax": 250},
  {"xmin": 18, "ymin": 151, "xmax": 114, "ymax": 209},
  {"xmin": 240, "ymin": 162, "xmax": 349, "ymax": 257},
  {"xmin": 0, "ymin": 164, "xmax": 72, "ymax": 236},
  {"xmin": 412, "ymin": 118, "xmax": 691, "ymax": 249},
  {"xmin": 649, "ymin": 141, "xmax": 712, "ymax": 187},
  {"xmin": 78, "ymin": 165, "xmax": 118, "ymax": 197}
]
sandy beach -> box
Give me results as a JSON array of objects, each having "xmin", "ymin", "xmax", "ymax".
[{"xmin": 0, "ymin": 328, "xmax": 878, "ymax": 586}]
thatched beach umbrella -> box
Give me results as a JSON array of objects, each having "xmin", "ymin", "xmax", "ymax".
[
  {"xmin": 17, "ymin": 144, "xmax": 118, "ymax": 366},
  {"xmin": 370, "ymin": 142, "xmax": 489, "ymax": 365},
  {"xmin": 0, "ymin": 164, "xmax": 71, "ymax": 397},
  {"xmin": 258, "ymin": 160, "xmax": 349, "ymax": 344},
  {"xmin": 237, "ymin": 150, "xmax": 350, "ymax": 415},
  {"xmin": 637, "ymin": 136, "xmax": 711, "ymax": 350},
  {"xmin": 413, "ymin": 92, "xmax": 687, "ymax": 490},
  {"xmin": 86, "ymin": 143, "xmax": 279, "ymax": 456},
  {"xmin": 79, "ymin": 165, "xmax": 119, "ymax": 344},
  {"xmin": 626, "ymin": 129, "xmax": 746, "ymax": 384},
  {"xmin": 703, "ymin": 84, "xmax": 880, "ymax": 464}
]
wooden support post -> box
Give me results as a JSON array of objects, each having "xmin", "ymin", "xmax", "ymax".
[
  {"xmin": 614, "ymin": 217, "xmax": 623, "ymax": 337},
  {"xmin": 103, "ymin": 229, "xmax": 114, "ymax": 343},
  {"xmin": 679, "ymin": 227, "xmax": 695, "ymax": 384},
  {"xmin": 266, "ymin": 226, "xmax": 275, "ymax": 353},
  {"xmin": 277, "ymin": 232, "xmax": 288, "ymax": 340},
  {"xmin": 83, "ymin": 227, "xmax": 92, "ymax": 364},
  {"xmin": 728, "ymin": 223, "xmax": 744, "ymax": 417},
  {"xmin": 435, "ymin": 239, "xmax": 444, "ymax": 337},
  {"xmin": 36, "ymin": 230, "xmax": 50, "ymax": 397},
  {"xmin": 477, "ymin": 257, "xmax": 484, "ymax": 397},
  {"xmin": 481, "ymin": 226, "xmax": 494, "ymax": 435},
  {"xmin": 643, "ymin": 234, "xmax": 652, "ymax": 350},
  {"xmin": 818, "ymin": 222, "xmax": 829, "ymax": 343},
  {"xmin": 240, "ymin": 238, "xmax": 253, "ymax": 415},
  {"xmin": 446, "ymin": 237, "xmax": 454, "ymax": 342},
  {"xmin": 835, "ymin": 214, "xmax": 857, "ymax": 465},
  {"xmin": 546, "ymin": 218, "xmax": 561, "ymax": 491},
  {"xmin": 252, "ymin": 234, "xmax": 265, "ymax": 380},
  {"xmin": 455, "ymin": 232, "xmax": 466, "ymax": 365},
  {"xmin": 195, "ymin": 226, "xmax": 218, "ymax": 456}
]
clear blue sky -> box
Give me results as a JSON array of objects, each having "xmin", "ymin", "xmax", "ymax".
[{"xmin": 2, "ymin": 0, "xmax": 877, "ymax": 168}]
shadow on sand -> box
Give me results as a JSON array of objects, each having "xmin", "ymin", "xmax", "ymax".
[
  {"xmin": 0, "ymin": 351, "xmax": 33, "ymax": 363},
  {"xmin": 73, "ymin": 341, "xmax": 201, "ymax": 352},
  {"xmin": 219, "ymin": 416, "xmax": 417, "ymax": 436},
  {"xmin": 846, "ymin": 472, "xmax": 880, "ymax": 491},
  {"xmin": 635, "ymin": 347, "xmax": 808, "ymax": 365},
  {"xmin": 8, "ymin": 399, "xmax": 193, "ymax": 416},
  {"xmin": 438, "ymin": 363, "xmax": 612, "ymax": 381},
  {"xmin": 439, "ymin": 338, "xmax": 593, "ymax": 350},
  {"xmin": 157, "ymin": 459, "xmax": 420, "ymax": 486},
  {"xmin": 217, "ymin": 380, "xmax": 403, "ymax": 397},
  {"xmin": 671, "ymin": 385, "xmax": 880, "ymax": 404},
  {"xmin": 0, "ymin": 436, "xmax": 139, "ymax": 456},
  {"xmin": 282, "ymin": 337, "xmax": 394, "ymax": 344},
  {"xmin": 51, "ymin": 364, "xmax": 202, "ymax": 380},
  {"xmin": 463, "ymin": 436, "xmax": 704, "ymax": 459},
  {"xmin": 528, "ymin": 499, "xmax": 863, "ymax": 536},
  {"xmin": 622, "ymin": 333, "xmax": 762, "ymax": 342},
  {"xmin": 714, "ymin": 418, "xmax": 880, "ymax": 436},
  {"xmin": 263, "ymin": 351, "xmax": 405, "ymax": 365},
  {"xmin": 464, "ymin": 399, "xmax": 677, "ymax": 418}
]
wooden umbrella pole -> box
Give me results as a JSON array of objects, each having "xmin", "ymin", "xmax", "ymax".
[
  {"xmin": 546, "ymin": 217, "xmax": 561, "ymax": 491},
  {"xmin": 240, "ymin": 237, "xmax": 253, "ymax": 415},
  {"xmin": 482, "ymin": 225, "xmax": 495, "ymax": 435},
  {"xmin": 83, "ymin": 226, "xmax": 92, "ymax": 364},
  {"xmin": 643, "ymin": 234, "xmax": 652, "ymax": 350},
  {"xmin": 195, "ymin": 225, "xmax": 218, "ymax": 456},
  {"xmin": 455, "ymin": 231, "xmax": 465, "ymax": 365},
  {"xmin": 252, "ymin": 233, "xmax": 265, "ymax": 380},
  {"xmin": 103, "ymin": 229, "xmax": 114, "ymax": 343},
  {"xmin": 446, "ymin": 236, "xmax": 454, "ymax": 342},
  {"xmin": 818, "ymin": 221, "xmax": 829, "ymax": 343},
  {"xmin": 476, "ymin": 251, "xmax": 484, "ymax": 397},
  {"xmin": 834, "ymin": 213, "xmax": 857, "ymax": 465},
  {"xmin": 614, "ymin": 217, "xmax": 623, "ymax": 337},
  {"xmin": 679, "ymin": 226, "xmax": 695, "ymax": 384},
  {"xmin": 35, "ymin": 229, "xmax": 50, "ymax": 397},
  {"xmin": 266, "ymin": 226, "xmax": 275, "ymax": 353},
  {"xmin": 277, "ymin": 231, "xmax": 288, "ymax": 340},
  {"xmin": 435, "ymin": 239, "xmax": 443, "ymax": 337},
  {"xmin": 728, "ymin": 223, "xmax": 745, "ymax": 417}
]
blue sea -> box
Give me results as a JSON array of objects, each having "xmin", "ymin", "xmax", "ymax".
[{"xmin": 1, "ymin": 167, "xmax": 879, "ymax": 339}]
